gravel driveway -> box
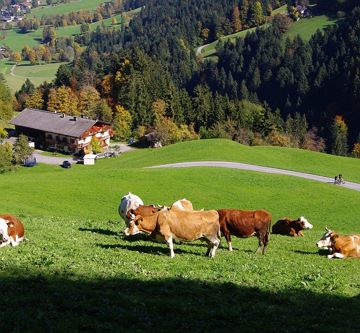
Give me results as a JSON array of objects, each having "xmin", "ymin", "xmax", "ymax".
[{"xmin": 148, "ymin": 161, "xmax": 360, "ymax": 192}]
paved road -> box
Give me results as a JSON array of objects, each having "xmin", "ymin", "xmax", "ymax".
[
  {"xmin": 148, "ymin": 161, "xmax": 360, "ymax": 192},
  {"xmin": 33, "ymin": 151, "xmax": 76, "ymax": 165},
  {"xmin": 33, "ymin": 144, "xmax": 133, "ymax": 165}
]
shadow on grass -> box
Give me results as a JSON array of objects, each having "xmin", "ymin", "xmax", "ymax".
[
  {"xmin": 0, "ymin": 272, "xmax": 358, "ymax": 332},
  {"xmin": 97, "ymin": 242, "xmax": 200, "ymax": 256},
  {"xmin": 78, "ymin": 227, "xmax": 120, "ymax": 237}
]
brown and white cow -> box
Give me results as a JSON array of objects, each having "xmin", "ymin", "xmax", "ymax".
[
  {"xmin": 0, "ymin": 214, "xmax": 25, "ymax": 247},
  {"xmin": 125, "ymin": 210, "xmax": 220, "ymax": 258},
  {"xmin": 217, "ymin": 209, "xmax": 271, "ymax": 254},
  {"xmin": 316, "ymin": 228, "xmax": 360, "ymax": 259},
  {"xmin": 272, "ymin": 216, "xmax": 313, "ymax": 237}
]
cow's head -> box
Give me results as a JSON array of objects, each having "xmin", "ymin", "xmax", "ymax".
[
  {"xmin": 298, "ymin": 216, "xmax": 313, "ymax": 230},
  {"xmin": 316, "ymin": 227, "xmax": 336, "ymax": 248},
  {"xmin": 124, "ymin": 215, "xmax": 143, "ymax": 236},
  {"xmin": 0, "ymin": 218, "xmax": 10, "ymax": 243}
]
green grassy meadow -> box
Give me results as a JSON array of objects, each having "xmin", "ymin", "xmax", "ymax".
[
  {"xmin": 30, "ymin": 0, "xmax": 107, "ymax": 18},
  {"xmin": 285, "ymin": 15, "xmax": 338, "ymax": 41},
  {"xmin": 0, "ymin": 139, "xmax": 359, "ymax": 332},
  {"xmin": 0, "ymin": 60, "xmax": 60, "ymax": 92}
]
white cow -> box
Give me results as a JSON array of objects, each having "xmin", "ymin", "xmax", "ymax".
[{"xmin": 119, "ymin": 192, "xmax": 144, "ymax": 226}]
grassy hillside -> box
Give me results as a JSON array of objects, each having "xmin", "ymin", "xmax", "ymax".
[
  {"xmin": 285, "ymin": 15, "xmax": 338, "ymax": 41},
  {"xmin": 0, "ymin": 139, "xmax": 359, "ymax": 331},
  {"xmin": 30, "ymin": 0, "xmax": 107, "ymax": 18},
  {"xmin": 0, "ymin": 14, "xmax": 123, "ymax": 91},
  {"xmin": 100, "ymin": 139, "xmax": 360, "ymax": 183},
  {"xmin": 0, "ymin": 60, "xmax": 60, "ymax": 92}
]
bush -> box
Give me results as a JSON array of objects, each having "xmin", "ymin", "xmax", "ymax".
[{"xmin": 0, "ymin": 142, "xmax": 14, "ymax": 173}]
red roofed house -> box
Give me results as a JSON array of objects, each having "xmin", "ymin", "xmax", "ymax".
[{"xmin": 10, "ymin": 108, "xmax": 112, "ymax": 154}]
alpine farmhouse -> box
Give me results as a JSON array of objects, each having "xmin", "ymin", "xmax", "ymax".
[{"xmin": 10, "ymin": 108, "xmax": 112, "ymax": 154}]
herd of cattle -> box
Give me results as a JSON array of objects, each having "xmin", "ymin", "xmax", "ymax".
[
  {"xmin": 0, "ymin": 192, "xmax": 359, "ymax": 260},
  {"xmin": 119, "ymin": 192, "xmax": 360, "ymax": 259}
]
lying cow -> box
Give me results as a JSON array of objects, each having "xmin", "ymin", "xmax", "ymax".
[
  {"xmin": 316, "ymin": 228, "xmax": 360, "ymax": 259},
  {"xmin": 118, "ymin": 192, "xmax": 144, "ymax": 226},
  {"xmin": 272, "ymin": 216, "xmax": 313, "ymax": 237},
  {"xmin": 0, "ymin": 214, "xmax": 25, "ymax": 247},
  {"xmin": 217, "ymin": 209, "xmax": 271, "ymax": 254},
  {"xmin": 125, "ymin": 210, "xmax": 220, "ymax": 258}
]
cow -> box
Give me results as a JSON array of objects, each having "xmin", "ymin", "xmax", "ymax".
[
  {"xmin": 316, "ymin": 228, "xmax": 360, "ymax": 259},
  {"xmin": 217, "ymin": 209, "xmax": 271, "ymax": 254},
  {"xmin": 272, "ymin": 216, "xmax": 313, "ymax": 237},
  {"xmin": 124, "ymin": 210, "xmax": 221, "ymax": 258},
  {"xmin": 0, "ymin": 214, "xmax": 25, "ymax": 247},
  {"xmin": 118, "ymin": 192, "xmax": 144, "ymax": 226}
]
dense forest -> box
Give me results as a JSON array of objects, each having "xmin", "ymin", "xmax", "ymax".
[{"xmin": 9, "ymin": 0, "xmax": 360, "ymax": 156}]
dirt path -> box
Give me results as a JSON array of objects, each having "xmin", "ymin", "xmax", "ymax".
[{"xmin": 148, "ymin": 161, "xmax": 360, "ymax": 192}]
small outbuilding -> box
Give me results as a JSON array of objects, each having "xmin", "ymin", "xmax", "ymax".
[{"xmin": 83, "ymin": 153, "xmax": 96, "ymax": 165}]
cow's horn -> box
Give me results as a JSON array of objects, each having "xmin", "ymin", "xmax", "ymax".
[{"xmin": 325, "ymin": 226, "xmax": 330, "ymax": 232}]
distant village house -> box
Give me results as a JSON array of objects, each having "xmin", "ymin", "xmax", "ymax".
[{"xmin": 10, "ymin": 108, "xmax": 112, "ymax": 154}]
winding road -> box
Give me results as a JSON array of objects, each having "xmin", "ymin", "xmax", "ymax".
[{"xmin": 148, "ymin": 161, "xmax": 360, "ymax": 192}]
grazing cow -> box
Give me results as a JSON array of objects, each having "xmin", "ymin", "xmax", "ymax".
[
  {"xmin": 124, "ymin": 210, "xmax": 220, "ymax": 258},
  {"xmin": 0, "ymin": 214, "xmax": 25, "ymax": 247},
  {"xmin": 217, "ymin": 209, "xmax": 271, "ymax": 254},
  {"xmin": 316, "ymin": 228, "xmax": 360, "ymax": 259},
  {"xmin": 118, "ymin": 192, "xmax": 144, "ymax": 226},
  {"xmin": 272, "ymin": 216, "xmax": 313, "ymax": 237},
  {"xmin": 127, "ymin": 204, "xmax": 164, "ymax": 220}
]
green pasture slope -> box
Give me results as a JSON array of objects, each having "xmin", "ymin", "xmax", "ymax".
[
  {"xmin": 285, "ymin": 15, "xmax": 338, "ymax": 41},
  {"xmin": 0, "ymin": 139, "xmax": 358, "ymax": 332},
  {"xmin": 0, "ymin": 14, "xmax": 123, "ymax": 91},
  {"xmin": 0, "ymin": 60, "xmax": 60, "ymax": 92},
  {"xmin": 30, "ymin": 0, "xmax": 107, "ymax": 18}
]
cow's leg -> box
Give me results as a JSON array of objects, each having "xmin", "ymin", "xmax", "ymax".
[
  {"xmin": 10, "ymin": 237, "xmax": 19, "ymax": 247},
  {"xmin": 223, "ymin": 228, "xmax": 233, "ymax": 251},
  {"xmin": 204, "ymin": 239, "xmax": 212, "ymax": 256},
  {"xmin": 255, "ymin": 233, "xmax": 263, "ymax": 254},
  {"xmin": 329, "ymin": 252, "xmax": 345, "ymax": 259},
  {"xmin": 165, "ymin": 236, "xmax": 175, "ymax": 258},
  {"xmin": 262, "ymin": 232, "xmax": 270, "ymax": 255},
  {"xmin": 210, "ymin": 238, "xmax": 220, "ymax": 258}
]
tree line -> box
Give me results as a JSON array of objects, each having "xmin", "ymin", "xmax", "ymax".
[{"xmin": 11, "ymin": 0, "xmax": 360, "ymax": 157}]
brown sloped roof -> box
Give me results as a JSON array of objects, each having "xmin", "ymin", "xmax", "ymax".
[{"xmin": 10, "ymin": 108, "xmax": 97, "ymax": 138}]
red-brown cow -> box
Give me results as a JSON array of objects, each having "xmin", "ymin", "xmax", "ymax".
[
  {"xmin": 217, "ymin": 209, "xmax": 271, "ymax": 254},
  {"xmin": 272, "ymin": 216, "xmax": 313, "ymax": 237},
  {"xmin": 0, "ymin": 214, "xmax": 25, "ymax": 247}
]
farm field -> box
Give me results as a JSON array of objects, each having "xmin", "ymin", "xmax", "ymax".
[
  {"xmin": 0, "ymin": 139, "xmax": 359, "ymax": 332},
  {"xmin": 0, "ymin": 60, "xmax": 60, "ymax": 92},
  {"xmin": 0, "ymin": 13, "xmax": 123, "ymax": 91},
  {"xmin": 29, "ymin": 0, "xmax": 107, "ymax": 18},
  {"xmin": 285, "ymin": 15, "xmax": 338, "ymax": 41}
]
